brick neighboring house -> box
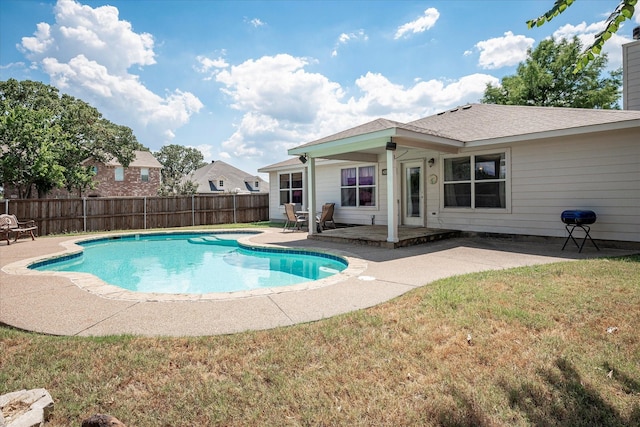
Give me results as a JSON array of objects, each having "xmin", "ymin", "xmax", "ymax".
[
  {"xmin": 30, "ymin": 150, "xmax": 162, "ymax": 198},
  {"xmin": 83, "ymin": 150, "xmax": 163, "ymax": 197}
]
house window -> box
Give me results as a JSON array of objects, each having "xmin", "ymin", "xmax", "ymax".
[
  {"xmin": 115, "ymin": 167, "xmax": 124, "ymax": 182},
  {"xmin": 255, "ymin": 181, "xmax": 259, "ymax": 188},
  {"xmin": 341, "ymin": 165, "xmax": 376, "ymax": 207},
  {"xmin": 219, "ymin": 180, "xmax": 224, "ymax": 188},
  {"xmin": 140, "ymin": 168, "xmax": 149, "ymax": 182},
  {"xmin": 279, "ymin": 172, "xmax": 303, "ymax": 205},
  {"xmin": 443, "ymin": 152, "xmax": 506, "ymax": 208},
  {"xmin": 91, "ymin": 166, "xmax": 98, "ymax": 174}
]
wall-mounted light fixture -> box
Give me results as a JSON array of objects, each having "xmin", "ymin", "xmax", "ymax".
[
  {"xmin": 299, "ymin": 155, "xmax": 307, "ymax": 164},
  {"xmin": 428, "ymin": 158, "xmax": 435, "ymax": 167},
  {"xmin": 385, "ymin": 140, "xmax": 397, "ymax": 151}
]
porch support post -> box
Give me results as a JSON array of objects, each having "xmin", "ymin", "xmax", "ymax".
[
  {"xmin": 307, "ymin": 156, "xmax": 317, "ymax": 235},
  {"xmin": 386, "ymin": 149, "xmax": 399, "ymax": 243}
]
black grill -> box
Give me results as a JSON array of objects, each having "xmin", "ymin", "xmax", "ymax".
[
  {"xmin": 561, "ymin": 210, "xmax": 597, "ymax": 225},
  {"xmin": 561, "ymin": 210, "xmax": 599, "ymax": 252}
]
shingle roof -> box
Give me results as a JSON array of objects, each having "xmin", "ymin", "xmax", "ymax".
[
  {"xmin": 262, "ymin": 103, "xmax": 640, "ymax": 170},
  {"xmin": 407, "ymin": 103, "xmax": 640, "ymax": 142},
  {"xmin": 296, "ymin": 104, "xmax": 640, "ymax": 149},
  {"xmin": 104, "ymin": 150, "xmax": 163, "ymax": 168},
  {"xmin": 189, "ymin": 160, "xmax": 269, "ymax": 193}
]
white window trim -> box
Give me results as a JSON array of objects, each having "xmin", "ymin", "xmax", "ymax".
[
  {"xmin": 278, "ymin": 170, "xmax": 305, "ymax": 206},
  {"xmin": 340, "ymin": 164, "xmax": 378, "ymax": 209},
  {"xmin": 440, "ymin": 148, "xmax": 511, "ymax": 213}
]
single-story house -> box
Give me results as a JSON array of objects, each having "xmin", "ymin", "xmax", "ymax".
[
  {"xmin": 188, "ymin": 160, "xmax": 269, "ymax": 194},
  {"xmin": 260, "ymin": 37, "xmax": 640, "ymax": 246}
]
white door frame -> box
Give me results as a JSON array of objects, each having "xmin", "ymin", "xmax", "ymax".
[{"xmin": 401, "ymin": 160, "xmax": 424, "ymax": 226}]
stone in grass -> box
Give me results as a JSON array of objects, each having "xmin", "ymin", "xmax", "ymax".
[
  {"xmin": 81, "ymin": 414, "xmax": 127, "ymax": 427},
  {"xmin": 0, "ymin": 388, "xmax": 54, "ymax": 427}
]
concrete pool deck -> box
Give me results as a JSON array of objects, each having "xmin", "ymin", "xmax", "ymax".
[{"xmin": 1, "ymin": 228, "xmax": 637, "ymax": 337}]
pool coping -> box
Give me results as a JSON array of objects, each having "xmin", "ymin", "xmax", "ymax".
[{"xmin": 1, "ymin": 229, "xmax": 368, "ymax": 302}]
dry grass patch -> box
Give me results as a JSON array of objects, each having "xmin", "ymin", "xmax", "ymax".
[{"xmin": 1, "ymin": 255, "xmax": 639, "ymax": 426}]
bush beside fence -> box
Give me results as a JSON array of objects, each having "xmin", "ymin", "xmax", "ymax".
[{"xmin": 0, "ymin": 194, "xmax": 269, "ymax": 236}]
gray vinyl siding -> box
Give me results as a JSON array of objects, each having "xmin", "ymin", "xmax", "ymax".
[{"xmin": 436, "ymin": 129, "xmax": 640, "ymax": 242}]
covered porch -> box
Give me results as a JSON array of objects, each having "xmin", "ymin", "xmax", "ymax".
[
  {"xmin": 287, "ymin": 118, "xmax": 462, "ymax": 246},
  {"xmin": 307, "ymin": 225, "xmax": 461, "ymax": 249}
]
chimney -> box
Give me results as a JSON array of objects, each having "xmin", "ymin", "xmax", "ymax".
[{"xmin": 622, "ymin": 28, "xmax": 640, "ymax": 110}]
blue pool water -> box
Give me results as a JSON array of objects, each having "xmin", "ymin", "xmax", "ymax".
[{"xmin": 31, "ymin": 233, "xmax": 347, "ymax": 294}]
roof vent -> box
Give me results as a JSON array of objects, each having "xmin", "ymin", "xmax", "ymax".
[{"xmin": 634, "ymin": 26, "xmax": 640, "ymax": 40}]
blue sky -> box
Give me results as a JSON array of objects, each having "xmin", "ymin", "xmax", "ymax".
[{"xmin": 1, "ymin": 0, "xmax": 638, "ymax": 178}]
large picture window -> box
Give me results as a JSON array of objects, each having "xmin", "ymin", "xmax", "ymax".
[
  {"xmin": 341, "ymin": 165, "xmax": 376, "ymax": 207},
  {"xmin": 443, "ymin": 153, "xmax": 506, "ymax": 209},
  {"xmin": 279, "ymin": 172, "xmax": 303, "ymax": 205}
]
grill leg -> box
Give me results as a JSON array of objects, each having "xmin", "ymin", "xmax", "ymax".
[
  {"xmin": 562, "ymin": 224, "xmax": 600, "ymax": 252},
  {"xmin": 578, "ymin": 224, "xmax": 600, "ymax": 253},
  {"xmin": 562, "ymin": 224, "xmax": 580, "ymax": 250}
]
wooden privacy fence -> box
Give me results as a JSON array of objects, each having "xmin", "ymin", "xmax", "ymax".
[{"xmin": 0, "ymin": 194, "xmax": 269, "ymax": 236}]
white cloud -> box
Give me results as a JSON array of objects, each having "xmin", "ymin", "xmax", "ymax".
[
  {"xmin": 20, "ymin": 23, "xmax": 54, "ymax": 54},
  {"xmin": 475, "ymin": 31, "xmax": 535, "ymax": 69},
  {"xmin": 332, "ymin": 30, "xmax": 368, "ymax": 57},
  {"xmin": 213, "ymin": 53, "xmax": 498, "ymax": 167},
  {"xmin": 552, "ymin": 21, "xmax": 633, "ymax": 70},
  {"xmin": 17, "ymin": 0, "xmax": 202, "ymax": 147},
  {"xmin": 247, "ymin": 18, "xmax": 265, "ymax": 28},
  {"xmin": 394, "ymin": 8, "xmax": 439, "ymax": 40}
]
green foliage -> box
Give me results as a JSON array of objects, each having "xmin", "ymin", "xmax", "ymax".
[
  {"xmin": 527, "ymin": 0, "xmax": 637, "ymax": 72},
  {"xmin": 0, "ymin": 79, "xmax": 144, "ymax": 198},
  {"xmin": 154, "ymin": 144, "xmax": 206, "ymax": 195},
  {"xmin": 482, "ymin": 37, "xmax": 622, "ymax": 108}
]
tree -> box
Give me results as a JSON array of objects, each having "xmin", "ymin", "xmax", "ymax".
[
  {"xmin": 0, "ymin": 79, "xmax": 144, "ymax": 198},
  {"xmin": 154, "ymin": 144, "xmax": 206, "ymax": 196},
  {"xmin": 528, "ymin": 0, "xmax": 637, "ymax": 72},
  {"xmin": 482, "ymin": 37, "xmax": 622, "ymax": 109}
]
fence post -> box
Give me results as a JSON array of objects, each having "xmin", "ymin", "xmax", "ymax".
[
  {"xmin": 192, "ymin": 195, "xmax": 195, "ymax": 226},
  {"xmin": 233, "ymin": 194, "xmax": 237, "ymax": 224},
  {"xmin": 83, "ymin": 198, "xmax": 87, "ymax": 232},
  {"xmin": 4, "ymin": 199, "xmax": 8, "ymax": 214},
  {"xmin": 144, "ymin": 197, "xmax": 147, "ymax": 229}
]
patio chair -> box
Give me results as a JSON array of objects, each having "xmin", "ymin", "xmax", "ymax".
[
  {"xmin": 316, "ymin": 203, "xmax": 336, "ymax": 232},
  {"xmin": 0, "ymin": 214, "xmax": 38, "ymax": 245},
  {"xmin": 283, "ymin": 203, "xmax": 307, "ymax": 232}
]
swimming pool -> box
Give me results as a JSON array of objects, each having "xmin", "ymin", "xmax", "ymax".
[{"xmin": 31, "ymin": 232, "xmax": 348, "ymax": 294}]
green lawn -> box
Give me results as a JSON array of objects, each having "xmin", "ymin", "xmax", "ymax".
[{"xmin": 2, "ymin": 255, "xmax": 639, "ymax": 426}]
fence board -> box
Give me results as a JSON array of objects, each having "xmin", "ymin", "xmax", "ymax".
[{"xmin": 1, "ymin": 194, "xmax": 269, "ymax": 236}]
